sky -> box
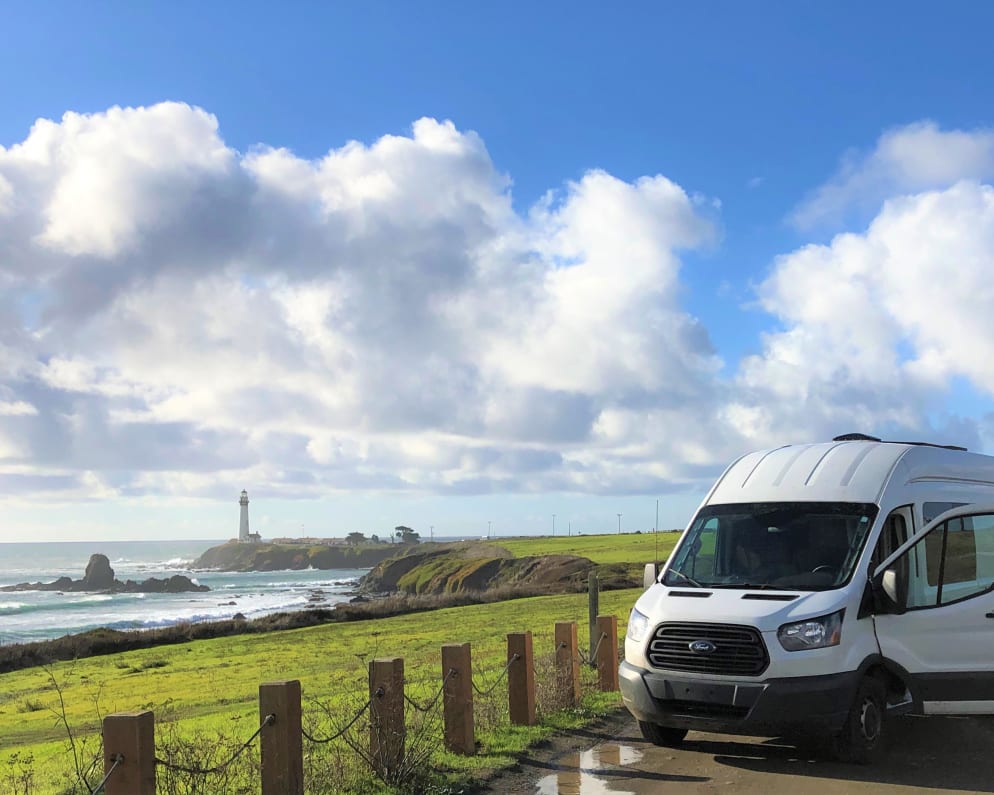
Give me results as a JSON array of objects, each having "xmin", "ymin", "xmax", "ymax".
[{"xmin": 3, "ymin": 2, "xmax": 994, "ymax": 542}]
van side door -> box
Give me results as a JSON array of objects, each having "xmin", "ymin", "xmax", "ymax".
[{"xmin": 873, "ymin": 507, "xmax": 994, "ymax": 715}]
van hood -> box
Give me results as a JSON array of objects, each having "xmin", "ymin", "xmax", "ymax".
[{"xmin": 633, "ymin": 585, "xmax": 845, "ymax": 633}]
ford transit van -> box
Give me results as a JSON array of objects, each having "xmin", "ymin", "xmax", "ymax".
[{"xmin": 620, "ymin": 435, "xmax": 994, "ymax": 762}]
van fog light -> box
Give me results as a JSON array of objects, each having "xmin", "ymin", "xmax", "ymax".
[
  {"xmin": 778, "ymin": 610, "xmax": 844, "ymax": 651},
  {"xmin": 627, "ymin": 607, "xmax": 650, "ymax": 642}
]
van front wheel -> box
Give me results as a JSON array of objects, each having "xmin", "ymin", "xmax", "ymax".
[
  {"xmin": 833, "ymin": 676, "xmax": 886, "ymax": 764},
  {"xmin": 638, "ymin": 720, "xmax": 688, "ymax": 747}
]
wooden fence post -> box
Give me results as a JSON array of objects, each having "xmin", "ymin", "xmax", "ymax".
[
  {"xmin": 595, "ymin": 614, "xmax": 619, "ymax": 692},
  {"xmin": 369, "ymin": 657, "xmax": 405, "ymax": 777},
  {"xmin": 554, "ymin": 621, "xmax": 580, "ymax": 707},
  {"xmin": 102, "ymin": 711, "xmax": 155, "ymax": 795},
  {"xmin": 441, "ymin": 643, "xmax": 475, "ymax": 755},
  {"xmin": 259, "ymin": 680, "xmax": 302, "ymax": 795},
  {"xmin": 507, "ymin": 632, "xmax": 535, "ymax": 726},
  {"xmin": 588, "ymin": 573, "xmax": 600, "ymax": 666}
]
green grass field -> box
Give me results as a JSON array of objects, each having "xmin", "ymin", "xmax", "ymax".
[
  {"xmin": 0, "ymin": 533, "xmax": 678, "ymax": 793},
  {"xmin": 486, "ymin": 530, "xmax": 680, "ymax": 566}
]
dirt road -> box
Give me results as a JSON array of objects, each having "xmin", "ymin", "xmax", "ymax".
[{"xmin": 479, "ymin": 709, "xmax": 994, "ymax": 794}]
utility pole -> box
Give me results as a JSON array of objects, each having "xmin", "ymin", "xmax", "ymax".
[
  {"xmin": 552, "ymin": 514, "xmax": 556, "ymax": 537},
  {"xmin": 655, "ymin": 499, "xmax": 660, "ymax": 573},
  {"xmin": 488, "ymin": 520, "xmax": 492, "ymax": 539},
  {"xmin": 430, "ymin": 525, "xmax": 434, "ymax": 541},
  {"xmin": 617, "ymin": 513, "xmax": 622, "ymax": 534}
]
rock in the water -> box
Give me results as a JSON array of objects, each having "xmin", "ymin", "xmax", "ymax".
[
  {"xmin": 166, "ymin": 574, "xmax": 207, "ymax": 593},
  {"xmin": 83, "ymin": 554, "xmax": 115, "ymax": 589},
  {"xmin": 0, "ymin": 555, "xmax": 210, "ymax": 594}
]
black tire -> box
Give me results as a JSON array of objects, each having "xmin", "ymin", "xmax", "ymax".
[
  {"xmin": 638, "ymin": 720, "xmax": 688, "ymax": 747},
  {"xmin": 833, "ymin": 676, "xmax": 886, "ymax": 764}
]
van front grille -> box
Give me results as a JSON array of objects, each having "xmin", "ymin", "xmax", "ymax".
[{"xmin": 646, "ymin": 622, "xmax": 768, "ymax": 676}]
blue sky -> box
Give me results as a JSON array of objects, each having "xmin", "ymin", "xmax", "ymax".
[{"xmin": 2, "ymin": 2, "xmax": 994, "ymax": 541}]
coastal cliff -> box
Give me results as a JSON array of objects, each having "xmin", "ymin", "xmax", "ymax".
[
  {"xmin": 359, "ymin": 542, "xmax": 638, "ymax": 595},
  {"xmin": 192, "ymin": 539, "xmax": 641, "ymax": 592},
  {"xmin": 192, "ymin": 540, "xmax": 398, "ymax": 572}
]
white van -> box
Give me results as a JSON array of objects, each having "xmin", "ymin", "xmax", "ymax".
[{"xmin": 620, "ymin": 434, "xmax": 994, "ymax": 762}]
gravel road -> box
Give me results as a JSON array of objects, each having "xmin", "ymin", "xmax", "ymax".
[{"xmin": 477, "ymin": 708, "xmax": 994, "ymax": 794}]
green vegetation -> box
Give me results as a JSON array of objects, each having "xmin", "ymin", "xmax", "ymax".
[
  {"xmin": 360, "ymin": 533, "xmax": 682, "ymax": 597},
  {"xmin": 0, "ymin": 533, "xmax": 679, "ymax": 792},
  {"xmin": 192, "ymin": 539, "xmax": 397, "ymax": 571},
  {"xmin": 488, "ymin": 531, "xmax": 680, "ymax": 571},
  {"xmin": 0, "ymin": 586, "xmax": 644, "ymax": 793}
]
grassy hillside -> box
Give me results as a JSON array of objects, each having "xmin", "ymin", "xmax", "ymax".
[
  {"xmin": 360, "ymin": 532, "xmax": 683, "ymax": 596},
  {"xmin": 192, "ymin": 539, "xmax": 397, "ymax": 570},
  {"xmin": 0, "ymin": 587, "xmax": 645, "ymax": 793},
  {"xmin": 0, "ymin": 532, "xmax": 679, "ymax": 792},
  {"xmin": 487, "ymin": 530, "xmax": 681, "ymax": 567}
]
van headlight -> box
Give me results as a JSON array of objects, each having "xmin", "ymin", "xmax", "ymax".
[
  {"xmin": 627, "ymin": 607, "xmax": 650, "ymax": 642},
  {"xmin": 777, "ymin": 610, "xmax": 844, "ymax": 651}
]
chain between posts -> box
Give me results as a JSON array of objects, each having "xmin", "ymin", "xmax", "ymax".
[
  {"xmin": 302, "ymin": 694, "xmax": 376, "ymax": 744},
  {"xmin": 577, "ymin": 632, "xmax": 607, "ymax": 665},
  {"xmin": 91, "ymin": 753, "xmax": 123, "ymax": 794},
  {"xmin": 154, "ymin": 713, "xmax": 275, "ymax": 776},
  {"xmin": 404, "ymin": 668, "xmax": 456, "ymax": 713},
  {"xmin": 471, "ymin": 653, "xmax": 520, "ymax": 696}
]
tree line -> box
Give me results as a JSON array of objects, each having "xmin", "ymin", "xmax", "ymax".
[{"xmin": 346, "ymin": 525, "xmax": 420, "ymax": 545}]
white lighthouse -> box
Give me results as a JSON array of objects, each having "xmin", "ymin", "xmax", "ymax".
[{"xmin": 238, "ymin": 490, "xmax": 252, "ymax": 543}]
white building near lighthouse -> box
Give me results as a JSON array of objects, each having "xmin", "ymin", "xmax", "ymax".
[{"xmin": 238, "ymin": 490, "xmax": 261, "ymax": 543}]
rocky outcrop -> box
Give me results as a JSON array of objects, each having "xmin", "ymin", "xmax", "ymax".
[
  {"xmin": 0, "ymin": 554, "xmax": 210, "ymax": 594},
  {"xmin": 360, "ymin": 546, "xmax": 600, "ymax": 595},
  {"xmin": 358, "ymin": 540, "xmax": 643, "ymax": 596},
  {"xmin": 192, "ymin": 540, "xmax": 397, "ymax": 572},
  {"xmin": 83, "ymin": 554, "xmax": 115, "ymax": 589}
]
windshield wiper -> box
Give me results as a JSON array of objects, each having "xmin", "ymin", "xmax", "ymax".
[{"xmin": 666, "ymin": 569, "xmax": 704, "ymax": 588}]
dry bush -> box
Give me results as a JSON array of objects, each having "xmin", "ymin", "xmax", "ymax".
[{"xmin": 155, "ymin": 720, "xmax": 260, "ymax": 795}]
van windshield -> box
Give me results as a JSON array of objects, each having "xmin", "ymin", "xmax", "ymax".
[{"xmin": 663, "ymin": 502, "xmax": 879, "ymax": 591}]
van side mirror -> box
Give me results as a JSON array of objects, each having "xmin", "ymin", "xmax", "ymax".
[
  {"xmin": 643, "ymin": 563, "xmax": 658, "ymax": 589},
  {"xmin": 874, "ymin": 567, "xmax": 907, "ymax": 615}
]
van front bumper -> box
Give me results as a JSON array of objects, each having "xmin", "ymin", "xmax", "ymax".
[{"xmin": 619, "ymin": 660, "xmax": 859, "ymax": 736}]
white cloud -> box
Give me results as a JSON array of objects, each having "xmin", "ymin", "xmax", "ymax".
[
  {"xmin": 734, "ymin": 180, "xmax": 994, "ymax": 449},
  {"xmin": 8, "ymin": 104, "xmax": 994, "ymax": 518},
  {"xmin": 0, "ymin": 103, "xmax": 727, "ymax": 504},
  {"xmin": 792, "ymin": 121, "xmax": 994, "ymax": 229},
  {"xmin": 0, "ymin": 400, "xmax": 36, "ymax": 416},
  {"xmin": 14, "ymin": 104, "xmax": 236, "ymax": 259}
]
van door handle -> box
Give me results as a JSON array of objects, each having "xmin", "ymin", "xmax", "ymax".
[{"xmin": 987, "ymin": 612, "xmax": 994, "ymax": 619}]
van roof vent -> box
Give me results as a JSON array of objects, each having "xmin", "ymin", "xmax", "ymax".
[{"xmin": 832, "ymin": 433, "xmax": 967, "ymax": 452}]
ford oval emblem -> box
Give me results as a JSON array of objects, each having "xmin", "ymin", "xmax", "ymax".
[{"xmin": 689, "ymin": 639, "xmax": 717, "ymax": 655}]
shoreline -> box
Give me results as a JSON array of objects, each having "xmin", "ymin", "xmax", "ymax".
[{"xmin": 0, "ymin": 581, "xmax": 578, "ymax": 675}]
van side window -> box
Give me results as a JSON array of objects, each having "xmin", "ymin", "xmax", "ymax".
[
  {"xmin": 903, "ymin": 512, "xmax": 994, "ymax": 608},
  {"xmin": 922, "ymin": 501, "xmax": 968, "ymax": 524},
  {"xmin": 872, "ymin": 509, "xmax": 909, "ymax": 569}
]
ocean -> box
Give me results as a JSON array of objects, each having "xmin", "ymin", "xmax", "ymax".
[{"xmin": 0, "ymin": 539, "xmax": 367, "ymax": 645}]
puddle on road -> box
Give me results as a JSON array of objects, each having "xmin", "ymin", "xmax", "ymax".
[{"xmin": 535, "ymin": 743, "xmax": 643, "ymax": 795}]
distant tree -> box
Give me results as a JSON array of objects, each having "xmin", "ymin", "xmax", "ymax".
[
  {"xmin": 394, "ymin": 525, "xmax": 421, "ymax": 544},
  {"xmin": 346, "ymin": 532, "xmax": 366, "ymax": 546},
  {"xmin": 370, "ymin": 534, "xmax": 380, "ymax": 544}
]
